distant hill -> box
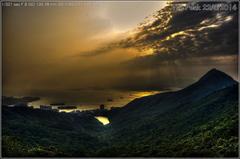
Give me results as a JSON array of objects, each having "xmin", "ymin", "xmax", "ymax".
[
  {"xmin": 2, "ymin": 96, "xmax": 40, "ymax": 106},
  {"xmin": 103, "ymin": 69, "xmax": 239, "ymax": 157},
  {"xmin": 2, "ymin": 69, "xmax": 239, "ymax": 157},
  {"xmin": 108, "ymin": 68, "xmax": 237, "ymax": 124},
  {"xmin": 105, "ymin": 82, "xmax": 238, "ymax": 157}
]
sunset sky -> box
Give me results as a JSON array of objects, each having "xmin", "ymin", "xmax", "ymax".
[{"xmin": 3, "ymin": 1, "xmax": 238, "ymax": 98}]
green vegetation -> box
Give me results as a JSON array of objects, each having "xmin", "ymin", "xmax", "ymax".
[
  {"xmin": 97, "ymin": 84, "xmax": 238, "ymax": 157},
  {"xmin": 2, "ymin": 82, "xmax": 239, "ymax": 157},
  {"xmin": 2, "ymin": 107, "xmax": 104, "ymax": 156}
]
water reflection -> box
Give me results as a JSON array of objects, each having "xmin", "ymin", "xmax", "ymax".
[
  {"xmin": 29, "ymin": 90, "xmax": 160, "ymax": 112},
  {"xmin": 95, "ymin": 116, "xmax": 110, "ymax": 125}
]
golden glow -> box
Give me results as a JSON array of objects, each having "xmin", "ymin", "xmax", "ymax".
[
  {"xmin": 198, "ymin": 24, "xmax": 220, "ymax": 31},
  {"xmin": 163, "ymin": 30, "xmax": 190, "ymax": 41},
  {"xmin": 141, "ymin": 48, "xmax": 155, "ymax": 56},
  {"xmin": 198, "ymin": 14, "xmax": 232, "ymax": 32},
  {"xmin": 200, "ymin": 19, "xmax": 210, "ymax": 25},
  {"xmin": 224, "ymin": 16, "xmax": 233, "ymax": 22},
  {"xmin": 59, "ymin": 109, "xmax": 76, "ymax": 113},
  {"xmin": 95, "ymin": 116, "xmax": 110, "ymax": 125},
  {"xmin": 169, "ymin": 31, "xmax": 188, "ymax": 38},
  {"xmin": 133, "ymin": 91, "xmax": 159, "ymax": 98}
]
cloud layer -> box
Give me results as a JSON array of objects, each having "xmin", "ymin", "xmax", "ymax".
[
  {"xmin": 77, "ymin": 2, "xmax": 238, "ymax": 91},
  {"xmin": 3, "ymin": 2, "xmax": 238, "ymax": 96},
  {"xmin": 85, "ymin": 2, "xmax": 238, "ymax": 61}
]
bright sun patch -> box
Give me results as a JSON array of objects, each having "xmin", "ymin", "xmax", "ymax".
[{"xmin": 95, "ymin": 116, "xmax": 110, "ymax": 125}]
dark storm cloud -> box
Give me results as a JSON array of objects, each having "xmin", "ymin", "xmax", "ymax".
[
  {"xmin": 130, "ymin": 2, "xmax": 237, "ymax": 59},
  {"xmin": 3, "ymin": 2, "xmax": 238, "ymax": 97},
  {"xmin": 81, "ymin": 1, "xmax": 238, "ymax": 63},
  {"xmin": 76, "ymin": 1, "xmax": 238, "ymax": 91}
]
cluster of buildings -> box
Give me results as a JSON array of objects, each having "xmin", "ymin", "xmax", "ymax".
[{"xmin": 6, "ymin": 101, "xmax": 112, "ymax": 114}]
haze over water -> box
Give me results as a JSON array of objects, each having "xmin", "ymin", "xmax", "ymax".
[
  {"xmin": 28, "ymin": 90, "xmax": 161, "ymax": 111},
  {"xmin": 3, "ymin": 2, "xmax": 237, "ymax": 112}
]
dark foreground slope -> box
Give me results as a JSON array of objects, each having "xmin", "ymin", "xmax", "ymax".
[
  {"xmin": 2, "ymin": 69, "xmax": 239, "ymax": 157},
  {"xmin": 108, "ymin": 69, "xmax": 237, "ymax": 124},
  {"xmin": 101, "ymin": 83, "xmax": 238, "ymax": 157},
  {"xmin": 2, "ymin": 107, "xmax": 105, "ymax": 156}
]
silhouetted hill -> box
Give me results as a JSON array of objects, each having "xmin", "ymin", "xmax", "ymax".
[
  {"xmin": 103, "ymin": 83, "xmax": 238, "ymax": 157},
  {"xmin": 2, "ymin": 96, "xmax": 40, "ymax": 106},
  {"xmin": 179, "ymin": 68, "xmax": 237, "ymax": 101},
  {"xmin": 101, "ymin": 69, "xmax": 238, "ymax": 157},
  {"xmin": 108, "ymin": 69, "xmax": 237, "ymax": 125},
  {"xmin": 198, "ymin": 68, "xmax": 236, "ymax": 84},
  {"xmin": 2, "ymin": 69, "xmax": 238, "ymax": 157},
  {"xmin": 2, "ymin": 107, "xmax": 104, "ymax": 157}
]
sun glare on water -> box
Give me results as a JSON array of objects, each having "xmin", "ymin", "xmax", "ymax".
[{"xmin": 95, "ymin": 116, "xmax": 110, "ymax": 125}]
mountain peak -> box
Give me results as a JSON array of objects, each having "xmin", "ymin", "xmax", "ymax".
[
  {"xmin": 198, "ymin": 68, "xmax": 236, "ymax": 86},
  {"xmin": 207, "ymin": 68, "xmax": 219, "ymax": 73},
  {"xmin": 204, "ymin": 68, "xmax": 224, "ymax": 75},
  {"xmin": 199, "ymin": 68, "xmax": 235, "ymax": 83}
]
